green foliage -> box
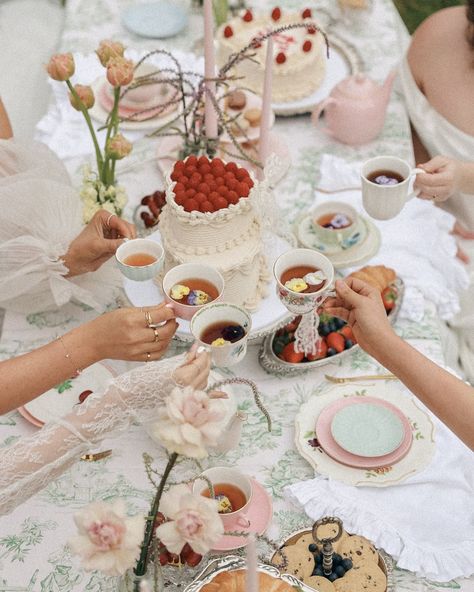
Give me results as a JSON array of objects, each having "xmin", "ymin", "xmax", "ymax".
[{"xmin": 393, "ymin": 0, "xmax": 463, "ymax": 34}]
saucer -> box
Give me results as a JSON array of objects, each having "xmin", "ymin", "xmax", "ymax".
[
  {"xmin": 211, "ymin": 479, "xmax": 273, "ymax": 551},
  {"xmin": 296, "ymin": 210, "xmax": 367, "ymax": 255},
  {"xmin": 121, "ymin": 2, "xmax": 188, "ymax": 39}
]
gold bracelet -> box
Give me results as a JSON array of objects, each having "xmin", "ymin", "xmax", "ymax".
[{"xmin": 57, "ymin": 335, "xmax": 83, "ymax": 377}]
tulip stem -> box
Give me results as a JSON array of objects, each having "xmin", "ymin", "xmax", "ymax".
[
  {"xmin": 134, "ymin": 452, "xmax": 178, "ymax": 577},
  {"xmin": 103, "ymin": 86, "xmax": 121, "ymax": 186},
  {"xmin": 66, "ymin": 80, "xmax": 103, "ymax": 176}
]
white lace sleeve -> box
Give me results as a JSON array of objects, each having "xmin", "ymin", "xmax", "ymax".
[
  {"xmin": 0, "ymin": 355, "xmax": 183, "ymax": 516},
  {"xmin": 0, "ymin": 139, "xmax": 122, "ymax": 313}
]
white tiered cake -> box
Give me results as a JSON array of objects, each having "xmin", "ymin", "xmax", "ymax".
[{"xmin": 158, "ymin": 156, "xmax": 270, "ymax": 311}]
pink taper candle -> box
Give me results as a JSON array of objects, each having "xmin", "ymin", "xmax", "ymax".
[
  {"xmin": 245, "ymin": 534, "xmax": 259, "ymax": 592},
  {"xmin": 257, "ymin": 35, "xmax": 273, "ymax": 180},
  {"xmin": 204, "ymin": 0, "xmax": 218, "ymax": 140}
]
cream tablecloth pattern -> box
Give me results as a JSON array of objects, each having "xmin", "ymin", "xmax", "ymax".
[{"xmin": 0, "ymin": 1, "xmax": 472, "ymax": 591}]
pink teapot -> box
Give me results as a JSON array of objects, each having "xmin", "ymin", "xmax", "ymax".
[{"xmin": 311, "ymin": 71, "xmax": 396, "ymax": 145}]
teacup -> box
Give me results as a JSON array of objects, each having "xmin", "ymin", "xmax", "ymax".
[
  {"xmin": 115, "ymin": 238, "xmax": 164, "ymax": 281},
  {"xmin": 311, "ymin": 201, "xmax": 360, "ymax": 249},
  {"xmin": 273, "ymin": 248, "xmax": 335, "ymax": 314},
  {"xmin": 361, "ymin": 156, "xmax": 423, "ymax": 220},
  {"xmin": 162, "ymin": 263, "xmax": 224, "ymax": 320},
  {"xmin": 190, "ymin": 302, "xmax": 251, "ymax": 367},
  {"xmin": 192, "ymin": 467, "xmax": 253, "ymax": 531}
]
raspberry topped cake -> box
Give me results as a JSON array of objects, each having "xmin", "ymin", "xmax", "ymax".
[
  {"xmin": 217, "ymin": 7, "xmax": 327, "ymax": 103},
  {"xmin": 158, "ymin": 156, "xmax": 270, "ymax": 311}
]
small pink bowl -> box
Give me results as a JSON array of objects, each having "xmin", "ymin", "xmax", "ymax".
[{"xmin": 162, "ymin": 263, "xmax": 225, "ymax": 320}]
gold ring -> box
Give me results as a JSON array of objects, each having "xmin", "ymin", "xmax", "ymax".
[
  {"xmin": 146, "ymin": 352, "xmax": 151, "ymax": 362},
  {"xmin": 153, "ymin": 328, "xmax": 160, "ymax": 342},
  {"xmin": 144, "ymin": 311, "xmax": 153, "ymax": 327},
  {"xmin": 106, "ymin": 213, "xmax": 116, "ymax": 227}
]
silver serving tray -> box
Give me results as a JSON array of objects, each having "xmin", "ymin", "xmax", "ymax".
[
  {"xmin": 183, "ymin": 554, "xmax": 316, "ymax": 592},
  {"xmin": 259, "ymin": 277, "xmax": 404, "ymax": 376}
]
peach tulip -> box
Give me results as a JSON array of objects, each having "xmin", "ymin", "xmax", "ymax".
[
  {"xmin": 96, "ymin": 40, "xmax": 125, "ymax": 67},
  {"xmin": 46, "ymin": 53, "xmax": 75, "ymax": 81},
  {"xmin": 106, "ymin": 57, "xmax": 134, "ymax": 87},
  {"xmin": 106, "ymin": 133, "xmax": 132, "ymax": 159},
  {"xmin": 69, "ymin": 84, "xmax": 95, "ymax": 110}
]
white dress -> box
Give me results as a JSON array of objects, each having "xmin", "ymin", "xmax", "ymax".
[
  {"xmin": 0, "ymin": 139, "xmax": 122, "ymax": 313},
  {"xmin": 399, "ymin": 55, "xmax": 474, "ymax": 382}
]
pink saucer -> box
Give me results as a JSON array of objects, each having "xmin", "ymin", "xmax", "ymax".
[
  {"xmin": 315, "ymin": 396, "xmax": 413, "ymax": 469},
  {"xmin": 211, "ymin": 479, "xmax": 273, "ymax": 551}
]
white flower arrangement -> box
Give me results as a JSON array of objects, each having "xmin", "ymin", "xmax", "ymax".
[{"xmin": 80, "ymin": 166, "xmax": 127, "ymax": 223}]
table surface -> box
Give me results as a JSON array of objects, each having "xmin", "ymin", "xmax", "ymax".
[{"xmin": 0, "ymin": 1, "xmax": 472, "ymax": 591}]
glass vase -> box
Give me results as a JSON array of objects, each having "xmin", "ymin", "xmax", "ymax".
[{"xmin": 119, "ymin": 565, "xmax": 162, "ymax": 592}]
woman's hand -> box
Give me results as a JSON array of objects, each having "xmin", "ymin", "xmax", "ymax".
[
  {"xmin": 86, "ymin": 303, "xmax": 178, "ymax": 363},
  {"xmin": 172, "ymin": 346, "xmax": 212, "ymax": 391},
  {"xmin": 63, "ymin": 210, "xmax": 136, "ymax": 277},
  {"xmin": 323, "ymin": 278, "xmax": 394, "ymax": 358},
  {"xmin": 414, "ymin": 155, "xmax": 462, "ymax": 201}
]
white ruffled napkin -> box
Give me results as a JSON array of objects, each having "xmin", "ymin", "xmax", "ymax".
[
  {"xmin": 315, "ymin": 154, "xmax": 469, "ymax": 321},
  {"xmin": 35, "ymin": 50, "xmax": 204, "ymax": 161},
  {"xmin": 285, "ymin": 403, "xmax": 474, "ymax": 582}
]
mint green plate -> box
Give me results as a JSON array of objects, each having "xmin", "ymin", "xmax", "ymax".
[{"xmin": 331, "ymin": 403, "xmax": 405, "ymax": 457}]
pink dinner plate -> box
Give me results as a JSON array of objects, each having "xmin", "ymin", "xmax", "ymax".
[
  {"xmin": 315, "ymin": 396, "xmax": 413, "ymax": 469},
  {"xmin": 211, "ymin": 479, "xmax": 273, "ymax": 551}
]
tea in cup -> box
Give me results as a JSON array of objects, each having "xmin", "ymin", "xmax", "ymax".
[
  {"xmin": 192, "ymin": 467, "xmax": 253, "ymax": 530},
  {"xmin": 190, "ymin": 302, "xmax": 251, "ymax": 367},
  {"xmin": 162, "ymin": 263, "xmax": 224, "ymax": 320},
  {"xmin": 311, "ymin": 201, "xmax": 361, "ymax": 250},
  {"xmin": 273, "ymin": 249, "xmax": 335, "ymax": 314},
  {"xmin": 361, "ymin": 156, "xmax": 424, "ymax": 220},
  {"xmin": 115, "ymin": 238, "xmax": 164, "ymax": 281}
]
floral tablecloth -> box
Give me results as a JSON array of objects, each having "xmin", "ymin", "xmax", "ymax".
[{"xmin": 0, "ymin": 1, "xmax": 472, "ymax": 591}]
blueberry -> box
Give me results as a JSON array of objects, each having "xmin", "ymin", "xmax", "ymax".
[
  {"xmin": 335, "ymin": 317, "xmax": 346, "ymax": 329},
  {"xmin": 312, "ymin": 566, "xmax": 324, "ymax": 577},
  {"xmin": 345, "ymin": 339, "xmax": 354, "ymax": 349},
  {"xmin": 328, "ymin": 320, "xmax": 337, "ymax": 332},
  {"xmin": 335, "ymin": 565, "xmax": 346, "ymax": 577},
  {"xmin": 333, "ymin": 553, "xmax": 343, "ymax": 564},
  {"xmin": 327, "ymin": 347, "xmax": 337, "ymax": 356},
  {"xmin": 308, "ymin": 543, "xmax": 318, "ymax": 553},
  {"xmin": 319, "ymin": 323, "xmax": 330, "ymax": 337},
  {"xmin": 222, "ymin": 324, "xmax": 245, "ymax": 342},
  {"xmin": 328, "ymin": 572, "xmax": 338, "ymax": 582},
  {"xmin": 342, "ymin": 558, "xmax": 353, "ymax": 571}
]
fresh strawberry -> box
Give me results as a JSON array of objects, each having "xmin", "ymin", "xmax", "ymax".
[
  {"xmin": 282, "ymin": 342, "xmax": 305, "ymax": 364},
  {"xmin": 340, "ymin": 325, "xmax": 356, "ymax": 342},
  {"xmin": 326, "ymin": 332, "xmax": 345, "ymax": 353},
  {"xmin": 185, "ymin": 550, "xmax": 202, "ymax": 567},
  {"xmin": 276, "ymin": 52, "xmax": 286, "ymax": 64},
  {"xmin": 307, "ymin": 338, "xmax": 328, "ymax": 361},
  {"xmin": 158, "ymin": 551, "xmax": 170, "ymax": 566},
  {"xmin": 381, "ymin": 286, "xmax": 397, "ymax": 312},
  {"xmin": 303, "ymin": 40, "xmax": 312, "ymax": 52},
  {"xmin": 302, "ymin": 7, "xmax": 312, "ymax": 18},
  {"xmin": 140, "ymin": 211, "xmax": 156, "ymax": 227},
  {"xmin": 78, "ymin": 390, "xmax": 93, "ymax": 404},
  {"xmin": 242, "ymin": 9, "xmax": 253, "ymax": 22},
  {"xmin": 271, "ymin": 7, "xmax": 282, "ymax": 20}
]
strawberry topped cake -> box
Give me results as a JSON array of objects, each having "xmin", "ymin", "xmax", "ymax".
[
  {"xmin": 217, "ymin": 7, "xmax": 327, "ymax": 103},
  {"xmin": 158, "ymin": 156, "xmax": 270, "ymax": 311}
]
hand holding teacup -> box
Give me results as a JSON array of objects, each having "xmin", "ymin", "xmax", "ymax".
[{"xmin": 361, "ymin": 156, "xmax": 424, "ymax": 220}]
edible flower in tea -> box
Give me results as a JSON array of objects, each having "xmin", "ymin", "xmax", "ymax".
[
  {"xmin": 211, "ymin": 337, "xmax": 231, "ymax": 347},
  {"xmin": 284, "ymin": 278, "xmax": 308, "ymax": 292},
  {"xmin": 171, "ymin": 284, "xmax": 190, "ymax": 301},
  {"xmin": 304, "ymin": 271, "xmax": 326, "ymax": 285},
  {"xmin": 215, "ymin": 494, "xmax": 233, "ymax": 514},
  {"xmin": 188, "ymin": 290, "xmax": 211, "ymax": 306},
  {"xmin": 330, "ymin": 214, "xmax": 351, "ymax": 228}
]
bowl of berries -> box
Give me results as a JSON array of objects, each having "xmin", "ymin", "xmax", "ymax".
[
  {"xmin": 133, "ymin": 189, "xmax": 167, "ymax": 235},
  {"xmin": 259, "ymin": 267, "xmax": 403, "ymax": 375}
]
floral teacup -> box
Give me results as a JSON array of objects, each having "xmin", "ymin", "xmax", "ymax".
[
  {"xmin": 190, "ymin": 302, "xmax": 251, "ymax": 367},
  {"xmin": 311, "ymin": 201, "xmax": 363, "ymax": 251},
  {"xmin": 273, "ymin": 248, "xmax": 335, "ymax": 315}
]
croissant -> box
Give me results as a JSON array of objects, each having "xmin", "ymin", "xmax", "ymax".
[
  {"xmin": 348, "ymin": 265, "xmax": 396, "ymax": 292},
  {"xmin": 201, "ymin": 569, "xmax": 295, "ymax": 592}
]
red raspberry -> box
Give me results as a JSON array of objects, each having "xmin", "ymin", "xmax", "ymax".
[
  {"xmin": 194, "ymin": 192, "xmax": 207, "ymax": 204},
  {"xmin": 223, "ymin": 25, "xmax": 233, "ymax": 38},
  {"xmin": 185, "ymin": 188, "xmax": 196, "ymax": 198},
  {"xmin": 242, "ymin": 9, "xmax": 253, "ymax": 22},
  {"xmin": 190, "ymin": 172, "xmax": 202, "ymax": 182},
  {"xmin": 198, "ymin": 182, "xmax": 210, "ymax": 195},
  {"xmin": 177, "ymin": 175, "xmax": 189, "ymax": 186},
  {"xmin": 276, "ymin": 52, "xmax": 286, "ymax": 64},
  {"xmin": 200, "ymin": 200, "xmax": 215, "ymax": 213},
  {"xmin": 188, "ymin": 178, "xmax": 200, "ymax": 191},
  {"xmin": 186, "ymin": 165, "xmax": 197, "ymax": 176},
  {"xmin": 225, "ymin": 162, "xmax": 238, "ymax": 173},
  {"xmin": 173, "ymin": 182, "xmax": 185, "ymax": 194},
  {"xmin": 302, "ymin": 7, "xmax": 312, "ymax": 18},
  {"xmin": 224, "ymin": 171, "xmax": 235, "ymax": 183},
  {"xmin": 186, "ymin": 155, "xmax": 198, "ymax": 167},
  {"xmin": 209, "ymin": 191, "xmax": 220, "ymax": 202},
  {"xmin": 170, "ymin": 170, "xmax": 181, "ymax": 182},
  {"xmin": 198, "ymin": 155, "xmax": 209, "ymax": 167},
  {"xmin": 183, "ymin": 198, "xmax": 199, "ymax": 212},
  {"xmin": 175, "ymin": 193, "xmax": 186, "ymax": 206},
  {"xmin": 227, "ymin": 178, "xmax": 239, "ymax": 192},
  {"xmin": 228, "ymin": 190, "xmax": 239, "ymax": 203},
  {"xmin": 174, "ymin": 160, "xmax": 185, "ymax": 170},
  {"xmin": 215, "ymin": 176, "xmax": 225, "ymax": 187},
  {"xmin": 307, "ymin": 25, "xmax": 317, "ymax": 34},
  {"xmin": 239, "ymin": 182, "xmax": 250, "ymax": 197},
  {"xmin": 199, "ymin": 163, "xmax": 212, "ymax": 175},
  {"xmin": 203, "ymin": 173, "xmax": 214, "ymax": 183},
  {"xmin": 208, "ymin": 180, "xmax": 217, "ymax": 191},
  {"xmin": 211, "ymin": 157, "xmax": 224, "ymax": 168},
  {"xmin": 271, "ymin": 7, "xmax": 281, "ymax": 20},
  {"xmin": 243, "ymin": 177, "xmax": 254, "ymax": 188},
  {"xmin": 217, "ymin": 185, "xmax": 229, "ymax": 197},
  {"xmin": 214, "ymin": 196, "xmax": 228, "ymax": 210},
  {"xmin": 235, "ymin": 168, "xmax": 249, "ymax": 181},
  {"xmin": 303, "ymin": 40, "xmax": 312, "ymax": 52}
]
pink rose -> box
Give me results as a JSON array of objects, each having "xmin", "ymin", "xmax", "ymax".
[
  {"xmin": 69, "ymin": 84, "xmax": 95, "ymax": 110},
  {"xmin": 106, "ymin": 133, "xmax": 133, "ymax": 160},
  {"xmin": 69, "ymin": 500, "xmax": 144, "ymax": 576},
  {"xmin": 155, "ymin": 485, "xmax": 223, "ymax": 555},
  {"xmin": 46, "ymin": 53, "xmax": 75, "ymax": 81},
  {"xmin": 96, "ymin": 39, "xmax": 125, "ymax": 67},
  {"xmin": 106, "ymin": 57, "xmax": 134, "ymax": 87}
]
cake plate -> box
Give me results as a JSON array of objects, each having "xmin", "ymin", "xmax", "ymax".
[{"xmin": 122, "ymin": 229, "xmax": 294, "ymax": 342}]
